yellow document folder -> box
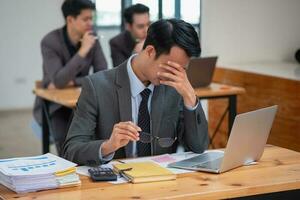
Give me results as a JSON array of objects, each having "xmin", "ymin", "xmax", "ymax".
[{"xmin": 113, "ymin": 161, "xmax": 176, "ymax": 183}]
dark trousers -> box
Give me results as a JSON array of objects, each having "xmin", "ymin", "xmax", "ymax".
[{"xmin": 50, "ymin": 107, "xmax": 73, "ymax": 156}]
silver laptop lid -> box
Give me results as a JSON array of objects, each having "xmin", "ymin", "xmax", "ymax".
[{"xmin": 220, "ymin": 105, "xmax": 278, "ymax": 173}]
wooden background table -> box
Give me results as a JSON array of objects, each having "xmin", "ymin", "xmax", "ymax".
[
  {"xmin": 1, "ymin": 145, "xmax": 300, "ymax": 200},
  {"xmin": 34, "ymin": 87, "xmax": 81, "ymax": 108}
]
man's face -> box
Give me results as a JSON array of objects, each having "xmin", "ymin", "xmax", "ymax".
[
  {"xmin": 68, "ymin": 9, "xmax": 94, "ymax": 36},
  {"xmin": 144, "ymin": 46, "xmax": 190, "ymax": 86},
  {"xmin": 127, "ymin": 13, "xmax": 150, "ymax": 41}
]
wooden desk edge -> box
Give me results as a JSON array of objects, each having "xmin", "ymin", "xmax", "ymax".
[
  {"xmin": 33, "ymin": 88, "xmax": 78, "ymax": 108},
  {"xmin": 194, "ymin": 83, "xmax": 246, "ymax": 97}
]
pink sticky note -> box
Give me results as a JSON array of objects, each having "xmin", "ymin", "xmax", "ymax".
[{"xmin": 151, "ymin": 155, "xmax": 176, "ymax": 163}]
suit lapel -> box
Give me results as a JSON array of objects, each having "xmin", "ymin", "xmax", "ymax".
[
  {"xmin": 115, "ymin": 62, "xmax": 133, "ymax": 157},
  {"xmin": 150, "ymin": 86, "xmax": 165, "ymax": 154}
]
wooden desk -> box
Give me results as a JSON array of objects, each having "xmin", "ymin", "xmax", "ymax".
[
  {"xmin": 34, "ymin": 83, "xmax": 245, "ymax": 153},
  {"xmin": 1, "ymin": 145, "xmax": 300, "ymax": 200}
]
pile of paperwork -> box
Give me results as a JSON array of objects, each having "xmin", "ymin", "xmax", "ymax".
[{"xmin": 0, "ymin": 153, "xmax": 80, "ymax": 193}]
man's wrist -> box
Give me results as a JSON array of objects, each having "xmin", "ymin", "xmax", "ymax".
[
  {"xmin": 183, "ymin": 92, "xmax": 197, "ymax": 108},
  {"xmin": 78, "ymin": 47, "xmax": 88, "ymax": 58},
  {"xmin": 101, "ymin": 140, "xmax": 116, "ymax": 157}
]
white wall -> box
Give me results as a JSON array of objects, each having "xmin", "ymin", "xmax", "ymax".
[
  {"xmin": 201, "ymin": 0, "xmax": 300, "ymax": 64},
  {"xmin": 2, "ymin": 0, "xmax": 300, "ymax": 110},
  {"xmin": 97, "ymin": 29, "xmax": 119, "ymax": 68},
  {"xmin": 0, "ymin": 0, "xmax": 64, "ymax": 110},
  {"xmin": 0, "ymin": 0, "xmax": 118, "ymax": 110}
]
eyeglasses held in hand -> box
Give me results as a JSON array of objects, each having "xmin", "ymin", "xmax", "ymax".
[{"xmin": 139, "ymin": 131, "xmax": 177, "ymax": 148}]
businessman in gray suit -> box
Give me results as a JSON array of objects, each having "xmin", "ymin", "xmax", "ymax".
[
  {"xmin": 63, "ymin": 19, "xmax": 209, "ymax": 166},
  {"xmin": 33, "ymin": 0, "xmax": 107, "ymax": 155},
  {"xmin": 109, "ymin": 3, "xmax": 150, "ymax": 67}
]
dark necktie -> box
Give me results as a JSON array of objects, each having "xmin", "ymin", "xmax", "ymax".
[{"xmin": 137, "ymin": 88, "xmax": 151, "ymax": 157}]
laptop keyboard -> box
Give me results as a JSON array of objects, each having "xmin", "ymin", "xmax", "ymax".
[
  {"xmin": 193, "ymin": 157, "xmax": 223, "ymax": 170},
  {"xmin": 183, "ymin": 151, "xmax": 224, "ymax": 163},
  {"xmin": 168, "ymin": 151, "xmax": 224, "ymax": 171}
]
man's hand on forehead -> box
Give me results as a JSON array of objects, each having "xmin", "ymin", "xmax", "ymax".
[{"xmin": 157, "ymin": 60, "xmax": 197, "ymax": 108}]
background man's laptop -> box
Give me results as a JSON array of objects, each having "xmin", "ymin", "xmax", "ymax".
[
  {"xmin": 168, "ymin": 105, "xmax": 278, "ymax": 173},
  {"xmin": 187, "ymin": 56, "xmax": 218, "ymax": 87}
]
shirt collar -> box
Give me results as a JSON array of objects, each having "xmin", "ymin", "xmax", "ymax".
[
  {"xmin": 127, "ymin": 54, "xmax": 154, "ymax": 98},
  {"xmin": 63, "ymin": 26, "xmax": 81, "ymax": 56}
]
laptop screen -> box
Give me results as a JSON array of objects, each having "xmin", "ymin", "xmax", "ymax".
[{"xmin": 187, "ymin": 56, "xmax": 218, "ymax": 87}]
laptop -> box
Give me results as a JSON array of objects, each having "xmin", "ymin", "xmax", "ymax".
[
  {"xmin": 187, "ymin": 56, "xmax": 218, "ymax": 87},
  {"xmin": 168, "ymin": 105, "xmax": 278, "ymax": 173}
]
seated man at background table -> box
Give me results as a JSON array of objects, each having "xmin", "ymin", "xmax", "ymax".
[
  {"xmin": 33, "ymin": 0, "xmax": 107, "ymax": 155},
  {"xmin": 109, "ymin": 3, "xmax": 150, "ymax": 67},
  {"xmin": 63, "ymin": 18, "xmax": 209, "ymax": 165}
]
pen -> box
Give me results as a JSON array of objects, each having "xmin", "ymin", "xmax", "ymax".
[{"xmin": 118, "ymin": 168, "xmax": 132, "ymax": 182}]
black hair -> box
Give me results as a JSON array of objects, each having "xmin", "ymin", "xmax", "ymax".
[
  {"xmin": 123, "ymin": 3, "xmax": 149, "ymax": 24},
  {"xmin": 295, "ymin": 49, "xmax": 300, "ymax": 64},
  {"xmin": 61, "ymin": 0, "xmax": 95, "ymax": 19},
  {"xmin": 143, "ymin": 19, "xmax": 201, "ymax": 58}
]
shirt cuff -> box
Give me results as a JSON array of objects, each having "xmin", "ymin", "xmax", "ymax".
[
  {"xmin": 99, "ymin": 142, "xmax": 115, "ymax": 162},
  {"xmin": 184, "ymin": 99, "xmax": 199, "ymax": 111}
]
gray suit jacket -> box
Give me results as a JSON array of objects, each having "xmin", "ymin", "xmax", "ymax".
[
  {"xmin": 109, "ymin": 31, "xmax": 136, "ymax": 67},
  {"xmin": 33, "ymin": 27, "xmax": 107, "ymax": 124},
  {"xmin": 63, "ymin": 61, "xmax": 209, "ymax": 166}
]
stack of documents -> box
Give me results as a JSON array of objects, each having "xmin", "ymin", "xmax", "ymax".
[{"xmin": 0, "ymin": 153, "xmax": 80, "ymax": 193}]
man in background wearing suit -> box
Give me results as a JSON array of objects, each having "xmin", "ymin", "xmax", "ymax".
[
  {"xmin": 33, "ymin": 0, "xmax": 107, "ymax": 155},
  {"xmin": 63, "ymin": 19, "xmax": 209, "ymax": 166},
  {"xmin": 109, "ymin": 4, "xmax": 150, "ymax": 67}
]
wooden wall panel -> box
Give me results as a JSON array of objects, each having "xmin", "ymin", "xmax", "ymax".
[
  {"xmin": 209, "ymin": 67, "xmax": 300, "ymax": 151},
  {"xmin": 208, "ymin": 98, "xmax": 229, "ymax": 149}
]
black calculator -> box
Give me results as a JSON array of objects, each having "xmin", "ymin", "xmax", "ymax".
[{"xmin": 88, "ymin": 167, "xmax": 117, "ymax": 182}]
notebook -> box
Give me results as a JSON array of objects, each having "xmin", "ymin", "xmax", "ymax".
[
  {"xmin": 113, "ymin": 161, "xmax": 176, "ymax": 183},
  {"xmin": 187, "ymin": 56, "xmax": 218, "ymax": 87},
  {"xmin": 168, "ymin": 105, "xmax": 278, "ymax": 173}
]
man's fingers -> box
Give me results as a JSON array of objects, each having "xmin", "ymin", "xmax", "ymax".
[
  {"xmin": 82, "ymin": 31, "xmax": 96, "ymax": 42},
  {"xmin": 159, "ymin": 64, "xmax": 181, "ymax": 76},
  {"xmin": 84, "ymin": 30, "xmax": 93, "ymax": 36},
  {"xmin": 124, "ymin": 121, "xmax": 141, "ymax": 130},
  {"xmin": 114, "ymin": 126, "xmax": 139, "ymax": 140},
  {"xmin": 127, "ymin": 121, "xmax": 142, "ymax": 132},
  {"xmin": 117, "ymin": 132, "xmax": 136, "ymax": 141},
  {"xmin": 157, "ymin": 71, "xmax": 180, "ymax": 82},
  {"xmin": 116, "ymin": 122, "xmax": 141, "ymax": 134},
  {"xmin": 111, "ymin": 121, "xmax": 142, "ymax": 145},
  {"xmin": 159, "ymin": 80, "xmax": 177, "ymax": 88},
  {"xmin": 167, "ymin": 61, "xmax": 186, "ymax": 72}
]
